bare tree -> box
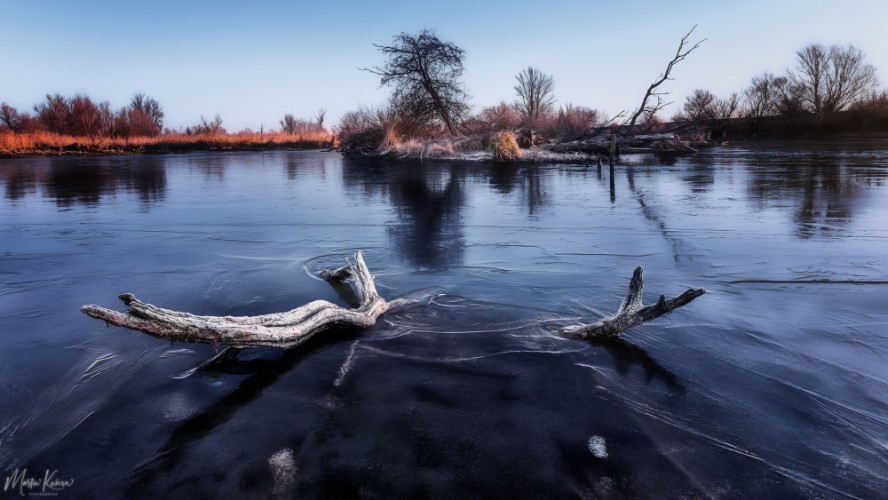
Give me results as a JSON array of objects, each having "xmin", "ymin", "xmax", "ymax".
[
  {"xmin": 280, "ymin": 114, "xmax": 298, "ymax": 134},
  {"xmin": 743, "ymin": 72, "xmax": 780, "ymax": 120},
  {"xmin": 314, "ymin": 108, "xmax": 326, "ymax": 130},
  {"xmin": 772, "ymin": 75, "xmax": 805, "ymax": 117},
  {"xmin": 0, "ymin": 103, "xmax": 21, "ymax": 131},
  {"xmin": 789, "ymin": 43, "xmax": 878, "ymax": 119},
  {"xmin": 683, "ymin": 89, "xmax": 738, "ymax": 122},
  {"xmin": 683, "ymin": 89, "xmax": 716, "ymax": 121},
  {"xmin": 624, "ymin": 26, "xmax": 705, "ymax": 134},
  {"xmin": 129, "ymin": 93, "xmax": 164, "ymax": 136},
  {"xmin": 514, "ymin": 66, "xmax": 556, "ymax": 129},
  {"xmin": 199, "ymin": 114, "xmax": 225, "ymax": 135},
  {"xmin": 68, "ymin": 94, "xmax": 102, "ymax": 138},
  {"xmin": 850, "ymin": 89, "xmax": 888, "ymax": 115},
  {"xmin": 711, "ymin": 92, "xmax": 739, "ymax": 121},
  {"xmin": 97, "ymin": 101, "xmax": 115, "ymax": 137},
  {"xmin": 362, "ymin": 29, "xmax": 470, "ymax": 137},
  {"xmin": 34, "ymin": 94, "xmax": 70, "ymax": 134}
]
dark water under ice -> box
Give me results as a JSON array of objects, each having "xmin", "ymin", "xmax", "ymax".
[{"xmin": 1, "ymin": 142, "xmax": 887, "ymax": 498}]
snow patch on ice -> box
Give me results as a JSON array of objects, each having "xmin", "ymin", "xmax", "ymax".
[
  {"xmin": 588, "ymin": 435, "xmax": 608, "ymax": 459},
  {"xmin": 269, "ymin": 448, "xmax": 296, "ymax": 495}
]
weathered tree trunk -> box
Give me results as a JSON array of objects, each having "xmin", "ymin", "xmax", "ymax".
[
  {"xmin": 82, "ymin": 255, "xmax": 704, "ymax": 350},
  {"xmin": 81, "ymin": 252, "xmax": 406, "ymax": 349},
  {"xmin": 544, "ymin": 134, "xmax": 696, "ymax": 156},
  {"xmin": 562, "ymin": 267, "xmax": 705, "ymax": 339}
]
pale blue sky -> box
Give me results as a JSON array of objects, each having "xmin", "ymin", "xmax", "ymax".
[{"xmin": 2, "ymin": 0, "xmax": 886, "ymax": 131}]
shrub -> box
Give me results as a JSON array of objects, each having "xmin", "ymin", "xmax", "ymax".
[
  {"xmin": 554, "ymin": 104, "xmax": 599, "ymax": 138},
  {"xmin": 490, "ymin": 131, "xmax": 521, "ymax": 162},
  {"xmin": 338, "ymin": 102, "xmax": 448, "ymax": 153},
  {"xmin": 462, "ymin": 102, "xmax": 522, "ymax": 136},
  {"xmin": 338, "ymin": 106, "xmax": 386, "ymax": 152}
]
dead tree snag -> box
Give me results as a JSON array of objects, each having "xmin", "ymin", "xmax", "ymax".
[
  {"xmin": 563, "ymin": 267, "xmax": 705, "ymax": 339},
  {"xmin": 81, "ymin": 252, "xmax": 406, "ymax": 349}
]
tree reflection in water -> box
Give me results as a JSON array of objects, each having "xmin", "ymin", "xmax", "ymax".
[
  {"xmin": 342, "ymin": 158, "xmax": 466, "ymax": 269},
  {"xmin": 0, "ymin": 156, "xmax": 167, "ymax": 209},
  {"xmin": 744, "ymin": 148, "xmax": 888, "ymax": 238}
]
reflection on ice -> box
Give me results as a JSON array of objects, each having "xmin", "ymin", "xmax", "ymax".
[{"xmin": 2, "ymin": 144, "xmax": 888, "ymax": 497}]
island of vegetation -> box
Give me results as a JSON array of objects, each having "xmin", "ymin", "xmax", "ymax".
[{"xmin": 2, "ymin": 27, "xmax": 886, "ymax": 161}]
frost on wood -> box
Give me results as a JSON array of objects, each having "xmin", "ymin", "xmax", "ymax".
[
  {"xmin": 82, "ymin": 256, "xmax": 704, "ymax": 350},
  {"xmin": 563, "ymin": 267, "xmax": 705, "ymax": 339},
  {"xmin": 80, "ymin": 252, "xmax": 406, "ymax": 349}
]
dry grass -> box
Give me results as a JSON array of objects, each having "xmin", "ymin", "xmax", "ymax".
[
  {"xmin": 0, "ymin": 129, "xmax": 333, "ymax": 155},
  {"xmin": 490, "ymin": 131, "xmax": 521, "ymax": 162}
]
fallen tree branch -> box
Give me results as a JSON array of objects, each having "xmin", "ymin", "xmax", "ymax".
[
  {"xmin": 82, "ymin": 256, "xmax": 703, "ymax": 350},
  {"xmin": 623, "ymin": 25, "xmax": 705, "ymax": 135},
  {"xmin": 563, "ymin": 267, "xmax": 704, "ymax": 339},
  {"xmin": 81, "ymin": 252, "xmax": 407, "ymax": 349}
]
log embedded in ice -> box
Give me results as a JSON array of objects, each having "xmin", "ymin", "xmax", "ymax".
[
  {"xmin": 562, "ymin": 267, "xmax": 704, "ymax": 339},
  {"xmin": 80, "ymin": 252, "xmax": 406, "ymax": 349}
]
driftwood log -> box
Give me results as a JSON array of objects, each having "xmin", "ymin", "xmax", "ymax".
[
  {"xmin": 82, "ymin": 254, "xmax": 704, "ymax": 350},
  {"xmin": 81, "ymin": 252, "xmax": 406, "ymax": 349},
  {"xmin": 544, "ymin": 134, "xmax": 697, "ymax": 156},
  {"xmin": 563, "ymin": 266, "xmax": 705, "ymax": 338}
]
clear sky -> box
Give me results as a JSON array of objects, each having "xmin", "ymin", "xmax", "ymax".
[{"xmin": 2, "ymin": 0, "xmax": 886, "ymax": 131}]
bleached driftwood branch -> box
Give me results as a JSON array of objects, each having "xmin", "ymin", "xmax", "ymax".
[
  {"xmin": 82, "ymin": 255, "xmax": 703, "ymax": 351},
  {"xmin": 562, "ymin": 267, "xmax": 704, "ymax": 339},
  {"xmin": 81, "ymin": 252, "xmax": 406, "ymax": 349}
]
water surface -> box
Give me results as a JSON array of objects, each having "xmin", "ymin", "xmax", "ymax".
[{"xmin": 1, "ymin": 143, "xmax": 887, "ymax": 497}]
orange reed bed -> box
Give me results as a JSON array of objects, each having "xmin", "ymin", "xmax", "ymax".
[{"xmin": 0, "ymin": 131, "xmax": 335, "ymax": 157}]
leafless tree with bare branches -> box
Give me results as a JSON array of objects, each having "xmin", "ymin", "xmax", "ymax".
[
  {"xmin": 790, "ymin": 44, "xmax": 878, "ymax": 119},
  {"xmin": 624, "ymin": 26, "xmax": 705, "ymax": 134},
  {"xmin": 681, "ymin": 89, "xmax": 738, "ymax": 123},
  {"xmin": 743, "ymin": 73, "xmax": 780, "ymax": 120},
  {"xmin": 128, "ymin": 93, "xmax": 164, "ymax": 136},
  {"xmin": 0, "ymin": 103, "xmax": 21, "ymax": 131},
  {"xmin": 362, "ymin": 29, "xmax": 470, "ymax": 137},
  {"xmin": 514, "ymin": 66, "xmax": 556, "ymax": 129},
  {"xmin": 280, "ymin": 114, "xmax": 299, "ymax": 134}
]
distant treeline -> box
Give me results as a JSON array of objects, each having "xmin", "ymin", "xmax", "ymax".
[
  {"xmin": 0, "ymin": 93, "xmax": 329, "ymax": 139},
  {"xmin": 1, "ymin": 93, "xmax": 164, "ymax": 138},
  {"xmin": 671, "ymin": 43, "xmax": 888, "ymax": 139},
  {"xmin": 0, "ymin": 93, "xmax": 333, "ymax": 155}
]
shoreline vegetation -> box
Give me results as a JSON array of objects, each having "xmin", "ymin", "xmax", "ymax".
[
  {"xmin": 0, "ymin": 92, "xmax": 333, "ymax": 159},
  {"xmin": 4, "ymin": 113, "xmax": 887, "ymax": 162},
  {"xmin": 0, "ymin": 130, "xmax": 333, "ymax": 158},
  {"xmin": 3, "ymin": 30, "xmax": 888, "ymax": 162}
]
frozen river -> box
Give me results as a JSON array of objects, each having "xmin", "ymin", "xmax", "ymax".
[{"xmin": 1, "ymin": 142, "xmax": 887, "ymax": 497}]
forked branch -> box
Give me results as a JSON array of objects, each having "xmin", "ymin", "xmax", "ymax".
[
  {"xmin": 624, "ymin": 26, "xmax": 705, "ymax": 134},
  {"xmin": 81, "ymin": 252, "xmax": 406, "ymax": 349},
  {"xmin": 563, "ymin": 267, "xmax": 705, "ymax": 339},
  {"xmin": 82, "ymin": 256, "xmax": 704, "ymax": 350}
]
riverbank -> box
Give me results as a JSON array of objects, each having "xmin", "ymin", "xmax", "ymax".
[
  {"xmin": 344, "ymin": 133, "xmax": 702, "ymax": 164},
  {"xmin": 0, "ymin": 131, "xmax": 333, "ymax": 158}
]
